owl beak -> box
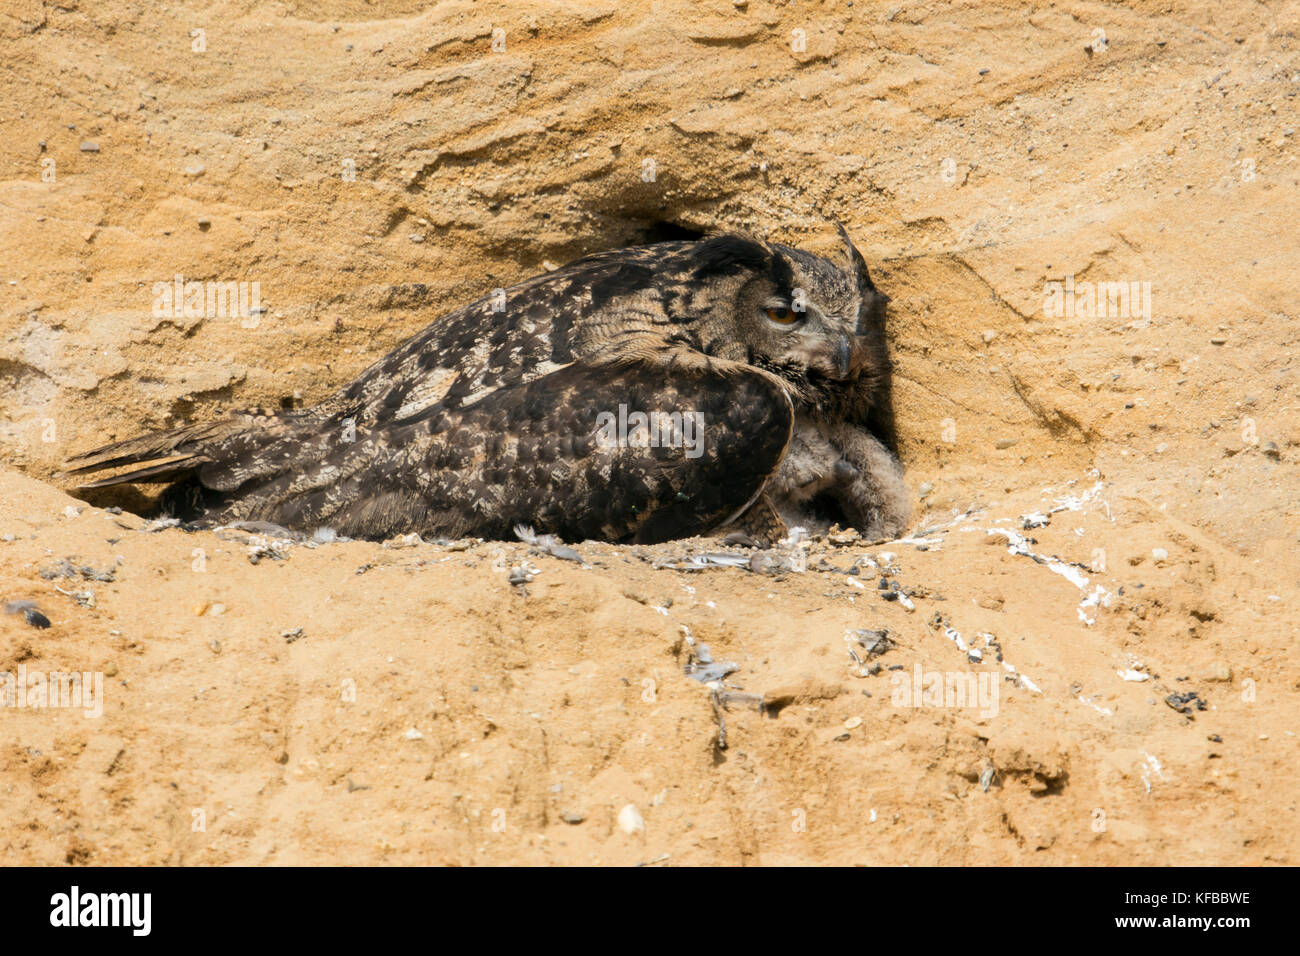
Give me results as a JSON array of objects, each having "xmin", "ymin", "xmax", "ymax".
[{"xmin": 836, "ymin": 336, "xmax": 853, "ymax": 379}]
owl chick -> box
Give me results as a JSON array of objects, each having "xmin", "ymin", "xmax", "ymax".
[{"xmin": 65, "ymin": 226, "xmax": 910, "ymax": 544}]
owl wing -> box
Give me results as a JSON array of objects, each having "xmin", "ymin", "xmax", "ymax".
[
  {"xmin": 406, "ymin": 357, "xmax": 794, "ymax": 543},
  {"xmin": 58, "ymin": 265, "xmax": 603, "ymax": 498},
  {"xmin": 190, "ymin": 355, "xmax": 792, "ymax": 543}
]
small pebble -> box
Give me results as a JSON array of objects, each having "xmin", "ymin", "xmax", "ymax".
[
  {"xmin": 617, "ymin": 804, "xmax": 645, "ymax": 835},
  {"xmin": 1202, "ymin": 662, "xmax": 1232, "ymax": 682}
]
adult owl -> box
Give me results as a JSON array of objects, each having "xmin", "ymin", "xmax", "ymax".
[{"xmin": 66, "ymin": 226, "xmax": 911, "ymax": 545}]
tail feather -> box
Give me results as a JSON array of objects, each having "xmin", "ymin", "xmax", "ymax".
[
  {"xmin": 64, "ymin": 408, "xmax": 390, "ymax": 532},
  {"xmin": 63, "ymin": 412, "xmax": 302, "ymax": 490},
  {"xmin": 74, "ymin": 455, "xmax": 205, "ymax": 488}
]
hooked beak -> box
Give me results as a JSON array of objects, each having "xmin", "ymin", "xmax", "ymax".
[{"xmin": 836, "ymin": 336, "xmax": 852, "ymax": 379}]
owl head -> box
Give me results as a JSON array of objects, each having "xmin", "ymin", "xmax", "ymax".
[{"xmin": 664, "ymin": 226, "xmax": 890, "ymax": 407}]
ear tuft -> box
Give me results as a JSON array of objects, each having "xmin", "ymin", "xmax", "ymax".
[{"xmin": 834, "ymin": 221, "xmax": 878, "ymax": 294}]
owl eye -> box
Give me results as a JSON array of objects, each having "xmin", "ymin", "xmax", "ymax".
[{"xmin": 764, "ymin": 306, "xmax": 801, "ymax": 326}]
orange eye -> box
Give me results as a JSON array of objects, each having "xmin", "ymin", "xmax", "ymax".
[{"xmin": 765, "ymin": 307, "xmax": 799, "ymax": 325}]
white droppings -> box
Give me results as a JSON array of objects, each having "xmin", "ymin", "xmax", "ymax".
[
  {"xmin": 1021, "ymin": 511, "xmax": 1050, "ymax": 529},
  {"xmin": 1012, "ymin": 670, "xmax": 1043, "ymax": 694},
  {"xmin": 1078, "ymin": 585, "xmax": 1113, "ymax": 625},
  {"xmin": 1051, "ymin": 480, "xmax": 1105, "ymax": 514},
  {"xmin": 942, "ymin": 626, "xmax": 969, "ymax": 655},
  {"xmin": 1077, "ymin": 695, "xmax": 1113, "ymax": 716},
  {"xmin": 1139, "ymin": 751, "xmax": 1166, "ymax": 793},
  {"xmin": 988, "ymin": 527, "xmax": 1090, "ymax": 588},
  {"xmin": 987, "ymin": 527, "xmax": 1111, "ymax": 626}
]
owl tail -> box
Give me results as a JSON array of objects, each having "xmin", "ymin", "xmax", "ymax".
[
  {"xmin": 62, "ymin": 410, "xmax": 312, "ymax": 491},
  {"xmin": 64, "ymin": 420, "xmax": 238, "ymax": 487}
]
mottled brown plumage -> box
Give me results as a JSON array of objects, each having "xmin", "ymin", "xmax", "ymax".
[{"xmin": 65, "ymin": 227, "xmax": 910, "ymax": 544}]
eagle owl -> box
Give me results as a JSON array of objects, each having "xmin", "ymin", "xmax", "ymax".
[{"xmin": 66, "ymin": 226, "xmax": 911, "ymax": 545}]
